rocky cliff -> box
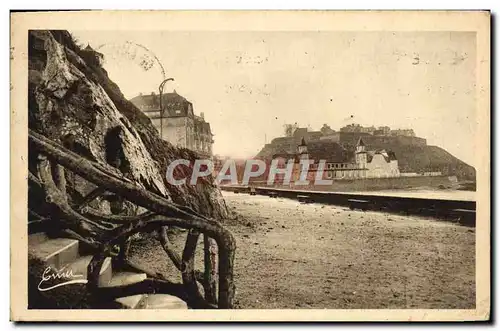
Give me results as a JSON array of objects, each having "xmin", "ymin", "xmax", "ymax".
[{"xmin": 28, "ymin": 30, "xmax": 229, "ymax": 220}]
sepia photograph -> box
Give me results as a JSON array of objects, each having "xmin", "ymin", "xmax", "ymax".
[{"xmin": 10, "ymin": 10, "xmax": 490, "ymax": 322}]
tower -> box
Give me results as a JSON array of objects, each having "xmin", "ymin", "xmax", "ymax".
[
  {"xmin": 297, "ymin": 137, "xmax": 309, "ymax": 159},
  {"xmin": 355, "ymin": 137, "xmax": 367, "ymax": 167}
]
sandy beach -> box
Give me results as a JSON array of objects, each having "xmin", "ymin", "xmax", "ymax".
[{"xmin": 129, "ymin": 191, "xmax": 475, "ymax": 309}]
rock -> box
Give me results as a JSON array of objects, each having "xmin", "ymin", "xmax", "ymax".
[{"xmin": 28, "ymin": 30, "xmax": 228, "ymax": 220}]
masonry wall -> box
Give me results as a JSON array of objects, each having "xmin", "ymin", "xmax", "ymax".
[{"xmin": 252, "ymin": 175, "xmax": 454, "ymax": 192}]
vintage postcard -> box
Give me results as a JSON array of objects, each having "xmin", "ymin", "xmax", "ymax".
[{"xmin": 10, "ymin": 10, "xmax": 490, "ymax": 322}]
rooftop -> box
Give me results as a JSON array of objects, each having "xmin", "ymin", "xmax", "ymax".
[{"xmin": 130, "ymin": 91, "xmax": 195, "ymax": 118}]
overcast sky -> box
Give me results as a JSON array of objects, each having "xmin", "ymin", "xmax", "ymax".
[{"xmin": 72, "ymin": 30, "xmax": 476, "ymax": 167}]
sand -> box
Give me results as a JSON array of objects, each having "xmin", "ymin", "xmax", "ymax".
[{"xmin": 129, "ymin": 191, "xmax": 475, "ymax": 309}]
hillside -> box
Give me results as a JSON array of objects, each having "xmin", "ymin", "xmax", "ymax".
[
  {"xmin": 370, "ymin": 144, "xmax": 475, "ymax": 180},
  {"xmin": 256, "ymin": 135, "xmax": 476, "ymax": 180}
]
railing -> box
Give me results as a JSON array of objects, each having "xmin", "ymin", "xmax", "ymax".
[{"xmin": 28, "ymin": 130, "xmax": 236, "ymax": 309}]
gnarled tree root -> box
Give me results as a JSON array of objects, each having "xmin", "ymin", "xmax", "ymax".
[{"xmin": 29, "ymin": 130, "xmax": 236, "ymax": 309}]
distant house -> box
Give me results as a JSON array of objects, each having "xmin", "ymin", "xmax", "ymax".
[
  {"xmin": 130, "ymin": 90, "xmax": 214, "ymax": 157},
  {"xmin": 272, "ymin": 137, "xmax": 400, "ymax": 183}
]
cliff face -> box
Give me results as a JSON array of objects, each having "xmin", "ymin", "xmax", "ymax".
[{"xmin": 28, "ymin": 30, "xmax": 228, "ymax": 219}]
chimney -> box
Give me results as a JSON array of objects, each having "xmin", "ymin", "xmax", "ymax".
[
  {"xmin": 151, "ymin": 91, "xmax": 156, "ymax": 96},
  {"xmin": 173, "ymin": 89, "xmax": 177, "ymax": 94},
  {"xmin": 200, "ymin": 112, "xmax": 205, "ymax": 120}
]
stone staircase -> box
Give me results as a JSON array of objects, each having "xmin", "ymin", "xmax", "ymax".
[{"xmin": 28, "ymin": 233, "xmax": 188, "ymax": 309}]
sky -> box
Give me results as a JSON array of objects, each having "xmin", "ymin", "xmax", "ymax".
[{"xmin": 72, "ymin": 30, "xmax": 477, "ymax": 167}]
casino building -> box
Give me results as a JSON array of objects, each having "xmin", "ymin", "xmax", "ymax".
[{"xmin": 130, "ymin": 90, "xmax": 214, "ymax": 158}]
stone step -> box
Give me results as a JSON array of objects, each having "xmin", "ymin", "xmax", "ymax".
[
  {"xmin": 28, "ymin": 235, "xmax": 80, "ymax": 269},
  {"xmin": 140, "ymin": 294, "xmax": 188, "ymax": 309},
  {"xmin": 100, "ymin": 272, "xmax": 188, "ymax": 309},
  {"xmin": 101, "ymin": 271, "xmax": 148, "ymax": 309},
  {"xmin": 115, "ymin": 294, "xmax": 145, "ymax": 309},
  {"xmin": 67, "ymin": 256, "xmax": 113, "ymax": 287},
  {"xmin": 27, "ymin": 232, "xmax": 50, "ymax": 246},
  {"xmin": 102, "ymin": 271, "xmax": 148, "ymax": 288},
  {"xmin": 28, "ymin": 234, "xmax": 188, "ymax": 310}
]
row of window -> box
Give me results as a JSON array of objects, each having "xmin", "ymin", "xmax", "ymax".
[
  {"xmin": 139, "ymin": 104, "xmax": 159, "ymax": 110},
  {"xmin": 326, "ymin": 163, "xmax": 352, "ymax": 169},
  {"xmin": 325, "ymin": 170, "xmax": 366, "ymax": 179},
  {"xmin": 309, "ymin": 163, "xmax": 354, "ymax": 170}
]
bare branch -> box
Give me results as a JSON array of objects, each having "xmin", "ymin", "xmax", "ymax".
[
  {"xmin": 158, "ymin": 226, "xmax": 182, "ymax": 270},
  {"xmin": 75, "ymin": 186, "xmax": 108, "ymax": 211}
]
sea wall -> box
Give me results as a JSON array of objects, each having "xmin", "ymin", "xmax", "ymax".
[{"xmin": 250, "ymin": 175, "xmax": 455, "ymax": 192}]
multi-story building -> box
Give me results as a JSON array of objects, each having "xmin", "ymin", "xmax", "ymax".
[
  {"xmin": 390, "ymin": 129, "xmax": 416, "ymax": 137},
  {"xmin": 340, "ymin": 123, "xmax": 364, "ymax": 133},
  {"xmin": 130, "ymin": 90, "xmax": 214, "ymax": 157},
  {"xmin": 341, "ymin": 124, "xmax": 415, "ymax": 137}
]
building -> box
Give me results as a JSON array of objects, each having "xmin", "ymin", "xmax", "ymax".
[
  {"xmin": 130, "ymin": 90, "xmax": 214, "ymax": 157},
  {"xmin": 390, "ymin": 129, "xmax": 416, "ymax": 137},
  {"xmin": 339, "ymin": 124, "xmax": 377, "ymax": 135},
  {"xmin": 376, "ymin": 126, "xmax": 391, "ymax": 136},
  {"xmin": 272, "ymin": 137, "xmax": 400, "ymax": 183},
  {"xmin": 340, "ymin": 124, "xmax": 415, "ymax": 137}
]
